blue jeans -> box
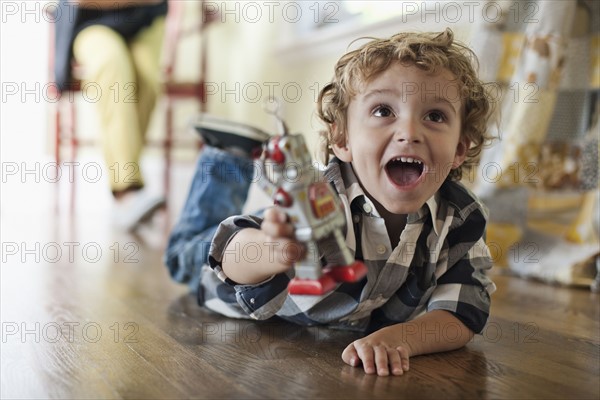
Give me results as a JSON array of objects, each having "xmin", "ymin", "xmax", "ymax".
[{"xmin": 164, "ymin": 146, "xmax": 254, "ymax": 291}]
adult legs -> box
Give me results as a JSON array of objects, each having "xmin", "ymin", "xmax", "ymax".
[
  {"xmin": 73, "ymin": 25, "xmax": 145, "ymax": 194},
  {"xmin": 73, "ymin": 20, "xmax": 167, "ymax": 230},
  {"xmin": 129, "ymin": 16, "xmax": 166, "ymax": 141}
]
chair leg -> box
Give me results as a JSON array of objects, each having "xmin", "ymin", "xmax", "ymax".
[
  {"xmin": 69, "ymin": 99, "xmax": 77, "ymax": 214},
  {"xmin": 164, "ymin": 97, "xmax": 173, "ymax": 204},
  {"xmin": 54, "ymin": 102, "xmax": 61, "ymax": 215},
  {"xmin": 55, "ymin": 104, "xmax": 61, "ymax": 166}
]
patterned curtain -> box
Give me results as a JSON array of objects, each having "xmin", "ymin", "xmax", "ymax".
[{"xmin": 470, "ymin": 0, "xmax": 599, "ymax": 289}]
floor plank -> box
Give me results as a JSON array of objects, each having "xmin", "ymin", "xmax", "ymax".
[{"xmin": 2, "ymin": 161, "xmax": 599, "ymax": 399}]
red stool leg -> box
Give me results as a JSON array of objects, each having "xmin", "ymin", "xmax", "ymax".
[
  {"xmin": 54, "ymin": 101, "xmax": 61, "ymax": 215},
  {"xmin": 69, "ymin": 99, "xmax": 76, "ymax": 214},
  {"xmin": 164, "ymin": 97, "xmax": 173, "ymax": 203}
]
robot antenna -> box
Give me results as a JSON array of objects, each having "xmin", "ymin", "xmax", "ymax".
[{"xmin": 263, "ymin": 96, "xmax": 289, "ymax": 136}]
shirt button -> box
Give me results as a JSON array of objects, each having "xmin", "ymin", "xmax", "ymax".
[
  {"xmin": 376, "ymin": 244, "xmax": 386, "ymax": 254},
  {"xmin": 362, "ymin": 203, "xmax": 372, "ymax": 213},
  {"xmin": 353, "ymin": 215, "xmax": 360, "ymax": 224}
]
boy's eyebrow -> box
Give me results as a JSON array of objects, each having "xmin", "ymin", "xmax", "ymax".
[
  {"xmin": 431, "ymin": 96, "xmax": 460, "ymax": 116},
  {"xmin": 362, "ymin": 88, "xmax": 400, "ymax": 100}
]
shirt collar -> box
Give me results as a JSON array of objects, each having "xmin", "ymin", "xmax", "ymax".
[
  {"xmin": 339, "ymin": 163, "xmax": 380, "ymax": 216},
  {"xmin": 424, "ymin": 192, "xmax": 442, "ymax": 236}
]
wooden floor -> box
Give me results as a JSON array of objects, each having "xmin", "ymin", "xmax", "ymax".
[{"xmin": 1, "ymin": 158, "xmax": 599, "ymax": 399}]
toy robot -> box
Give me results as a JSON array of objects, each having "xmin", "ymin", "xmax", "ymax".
[{"xmin": 255, "ymin": 101, "xmax": 367, "ymax": 295}]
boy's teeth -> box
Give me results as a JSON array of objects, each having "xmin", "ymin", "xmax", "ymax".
[{"xmin": 398, "ymin": 157, "xmax": 421, "ymax": 164}]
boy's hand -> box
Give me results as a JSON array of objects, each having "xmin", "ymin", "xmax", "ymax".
[
  {"xmin": 342, "ymin": 326, "xmax": 411, "ymax": 376},
  {"xmin": 222, "ymin": 207, "xmax": 306, "ymax": 285},
  {"xmin": 342, "ymin": 311, "xmax": 473, "ymax": 376},
  {"xmin": 260, "ymin": 207, "xmax": 306, "ymax": 269}
]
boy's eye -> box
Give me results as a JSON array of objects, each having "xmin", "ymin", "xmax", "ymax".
[
  {"xmin": 372, "ymin": 105, "xmax": 394, "ymax": 118},
  {"xmin": 424, "ymin": 111, "xmax": 446, "ymax": 123}
]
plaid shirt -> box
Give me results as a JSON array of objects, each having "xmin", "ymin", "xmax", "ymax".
[{"xmin": 205, "ymin": 158, "xmax": 496, "ymax": 333}]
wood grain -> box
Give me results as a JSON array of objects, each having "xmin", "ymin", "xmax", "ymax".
[{"xmin": 2, "ymin": 178, "xmax": 598, "ymax": 399}]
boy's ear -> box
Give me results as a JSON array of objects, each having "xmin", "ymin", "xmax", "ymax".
[
  {"xmin": 331, "ymin": 141, "xmax": 352, "ymax": 162},
  {"xmin": 452, "ymin": 137, "xmax": 470, "ymax": 168},
  {"xmin": 330, "ymin": 124, "xmax": 353, "ymax": 162}
]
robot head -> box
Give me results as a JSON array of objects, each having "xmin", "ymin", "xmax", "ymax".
[{"xmin": 265, "ymin": 134, "xmax": 312, "ymax": 168}]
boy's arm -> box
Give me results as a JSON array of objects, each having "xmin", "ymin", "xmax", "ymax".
[
  {"xmin": 221, "ymin": 228, "xmax": 281, "ymax": 285},
  {"xmin": 221, "ymin": 208, "xmax": 303, "ymax": 285},
  {"xmin": 221, "ymin": 207, "xmax": 304, "ymax": 284},
  {"xmin": 400, "ymin": 309, "xmax": 475, "ymax": 355},
  {"xmin": 342, "ymin": 310, "xmax": 473, "ymax": 376},
  {"xmin": 206, "ymin": 208, "xmax": 306, "ymax": 319},
  {"xmin": 342, "ymin": 201, "xmax": 495, "ymax": 377},
  {"xmin": 343, "ymin": 236, "xmax": 494, "ymax": 376}
]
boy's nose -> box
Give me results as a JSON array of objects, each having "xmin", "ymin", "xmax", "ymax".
[{"xmin": 393, "ymin": 119, "xmax": 422, "ymax": 143}]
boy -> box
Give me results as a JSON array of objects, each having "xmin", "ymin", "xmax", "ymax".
[{"xmin": 165, "ymin": 29, "xmax": 496, "ymax": 377}]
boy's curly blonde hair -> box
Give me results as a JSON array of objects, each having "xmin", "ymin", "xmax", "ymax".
[{"xmin": 317, "ymin": 28, "xmax": 494, "ymax": 181}]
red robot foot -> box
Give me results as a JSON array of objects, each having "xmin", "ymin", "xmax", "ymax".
[
  {"xmin": 288, "ymin": 274, "xmax": 337, "ymax": 295},
  {"xmin": 327, "ymin": 261, "xmax": 368, "ymax": 283}
]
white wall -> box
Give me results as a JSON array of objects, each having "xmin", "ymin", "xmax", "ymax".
[
  {"xmin": 0, "ymin": 1, "xmax": 476, "ymax": 169},
  {"xmin": 201, "ymin": 1, "xmax": 474, "ymax": 157},
  {"xmin": 1, "ymin": 1, "xmax": 52, "ymax": 163}
]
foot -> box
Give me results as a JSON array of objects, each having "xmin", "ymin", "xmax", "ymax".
[
  {"xmin": 193, "ymin": 113, "xmax": 270, "ymax": 158},
  {"xmin": 112, "ymin": 189, "xmax": 166, "ymax": 232}
]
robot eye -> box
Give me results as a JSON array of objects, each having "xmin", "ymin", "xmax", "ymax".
[{"xmin": 274, "ymin": 188, "xmax": 293, "ymax": 207}]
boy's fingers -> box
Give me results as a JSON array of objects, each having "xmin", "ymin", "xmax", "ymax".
[
  {"xmin": 343, "ymin": 343, "xmax": 408, "ymax": 376},
  {"xmin": 373, "ymin": 345, "xmax": 390, "ymax": 376},
  {"xmin": 262, "ymin": 208, "xmax": 294, "ymax": 238},
  {"xmin": 396, "ymin": 346, "xmax": 410, "ymax": 372},
  {"xmin": 272, "ymin": 240, "xmax": 306, "ymax": 266},
  {"xmin": 263, "ymin": 207, "xmax": 288, "ymax": 223},
  {"xmin": 341, "ymin": 343, "xmax": 360, "ymax": 367},
  {"xmin": 261, "ymin": 219, "xmax": 294, "ymax": 238},
  {"xmin": 387, "ymin": 349, "xmax": 404, "ymax": 376},
  {"xmin": 354, "ymin": 343, "xmax": 376, "ymax": 375},
  {"xmin": 284, "ymin": 241, "xmax": 306, "ymax": 263}
]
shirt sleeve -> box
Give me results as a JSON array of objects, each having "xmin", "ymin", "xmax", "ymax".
[
  {"xmin": 427, "ymin": 204, "xmax": 497, "ymax": 334},
  {"xmin": 207, "ymin": 214, "xmax": 291, "ymax": 319}
]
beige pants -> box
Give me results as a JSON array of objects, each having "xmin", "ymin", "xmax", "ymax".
[{"xmin": 73, "ymin": 17, "xmax": 165, "ymax": 193}]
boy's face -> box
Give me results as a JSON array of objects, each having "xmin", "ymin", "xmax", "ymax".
[{"xmin": 332, "ymin": 62, "xmax": 468, "ymax": 215}]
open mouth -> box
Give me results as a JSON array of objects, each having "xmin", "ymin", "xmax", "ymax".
[{"xmin": 385, "ymin": 156, "xmax": 425, "ymax": 187}]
